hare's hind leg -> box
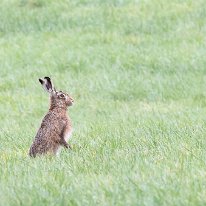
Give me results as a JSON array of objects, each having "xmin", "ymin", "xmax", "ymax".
[
  {"xmin": 29, "ymin": 149, "xmax": 36, "ymax": 157},
  {"xmin": 29, "ymin": 145, "xmax": 37, "ymax": 157}
]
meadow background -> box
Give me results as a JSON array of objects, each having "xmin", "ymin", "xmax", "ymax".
[{"xmin": 0, "ymin": 0, "xmax": 206, "ymax": 205}]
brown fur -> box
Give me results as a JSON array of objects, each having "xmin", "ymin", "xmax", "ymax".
[{"xmin": 29, "ymin": 77, "xmax": 74, "ymax": 157}]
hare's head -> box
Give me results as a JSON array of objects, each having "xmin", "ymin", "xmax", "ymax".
[{"xmin": 39, "ymin": 77, "xmax": 74, "ymax": 109}]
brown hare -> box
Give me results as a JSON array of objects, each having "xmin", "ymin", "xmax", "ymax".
[{"xmin": 29, "ymin": 77, "xmax": 74, "ymax": 157}]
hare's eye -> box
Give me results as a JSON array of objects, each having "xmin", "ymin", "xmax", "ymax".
[{"xmin": 59, "ymin": 94, "xmax": 65, "ymax": 98}]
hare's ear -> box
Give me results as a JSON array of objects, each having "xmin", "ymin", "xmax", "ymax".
[{"xmin": 39, "ymin": 77, "xmax": 56, "ymax": 94}]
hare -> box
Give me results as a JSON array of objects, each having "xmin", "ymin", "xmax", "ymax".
[{"xmin": 29, "ymin": 77, "xmax": 74, "ymax": 157}]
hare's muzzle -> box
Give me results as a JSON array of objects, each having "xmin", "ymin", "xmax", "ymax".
[
  {"xmin": 70, "ymin": 97, "xmax": 74, "ymax": 104},
  {"xmin": 67, "ymin": 96, "xmax": 74, "ymax": 106}
]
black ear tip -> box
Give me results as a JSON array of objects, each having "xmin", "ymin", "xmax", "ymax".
[
  {"xmin": 39, "ymin": 78, "xmax": 44, "ymax": 84},
  {"xmin": 44, "ymin": 76, "xmax": 51, "ymax": 81}
]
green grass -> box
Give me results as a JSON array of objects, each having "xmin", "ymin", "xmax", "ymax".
[{"xmin": 1, "ymin": 0, "xmax": 206, "ymax": 205}]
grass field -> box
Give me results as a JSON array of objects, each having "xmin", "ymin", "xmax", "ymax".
[{"xmin": 1, "ymin": 0, "xmax": 206, "ymax": 205}]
